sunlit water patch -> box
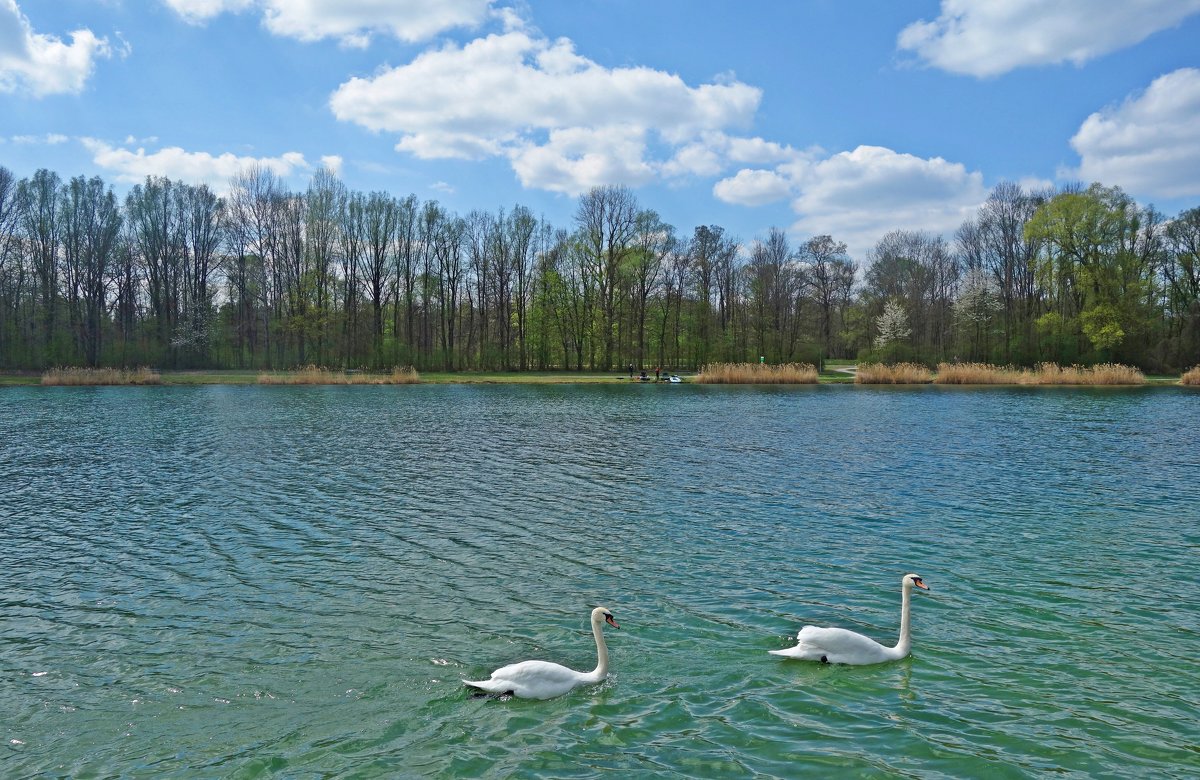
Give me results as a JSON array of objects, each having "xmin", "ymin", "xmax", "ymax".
[{"xmin": 2, "ymin": 384, "xmax": 1198, "ymax": 777}]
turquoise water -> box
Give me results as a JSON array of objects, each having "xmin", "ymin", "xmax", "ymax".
[{"xmin": 2, "ymin": 384, "xmax": 1198, "ymax": 778}]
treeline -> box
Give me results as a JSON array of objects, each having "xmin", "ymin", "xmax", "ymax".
[{"xmin": 0, "ymin": 165, "xmax": 1197, "ymax": 372}]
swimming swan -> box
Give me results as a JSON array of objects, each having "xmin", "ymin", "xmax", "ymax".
[
  {"xmin": 770, "ymin": 573, "xmax": 930, "ymax": 664},
  {"xmin": 464, "ymin": 606, "xmax": 619, "ymax": 699}
]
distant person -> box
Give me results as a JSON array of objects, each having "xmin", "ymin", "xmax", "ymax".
[
  {"xmin": 628, "ymin": 362, "xmax": 634, "ymax": 378},
  {"xmin": 654, "ymin": 366, "xmax": 661, "ymax": 381}
]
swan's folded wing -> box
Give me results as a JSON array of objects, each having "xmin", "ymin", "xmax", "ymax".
[
  {"xmin": 463, "ymin": 676, "xmax": 513, "ymax": 694},
  {"xmin": 796, "ymin": 625, "xmax": 883, "ymax": 657},
  {"xmin": 488, "ymin": 660, "xmax": 580, "ymax": 688},
  {"xmin": 768, "ymin": 642, "xmax": 823, "ymax": 659},
  {"xmin": 473, "ymin": 659, "xmax": 589, "ymax": 699}
]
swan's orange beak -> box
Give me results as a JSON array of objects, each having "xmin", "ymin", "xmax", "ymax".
[
  {"xmin": 605, "ymin": 615, "xmax": 620, "ymax": 628},
  {"xmin": 915, "ymin": 580, "xmax": 930, "ymax": 590}
]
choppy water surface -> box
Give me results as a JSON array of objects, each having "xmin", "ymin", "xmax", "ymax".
[{"xmin": 2, "ymin": 384, "xmax": 1198, "ymax": 778}]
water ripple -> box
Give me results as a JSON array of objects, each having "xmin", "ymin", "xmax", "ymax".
[{"xmin": 1, "ymin": 384, "xmax": 1197, "ymax": 777}]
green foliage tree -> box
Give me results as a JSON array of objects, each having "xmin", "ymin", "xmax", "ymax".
[{"xmin": 1, "ymin": 165, "xmax": 1196, "ymax": 374}]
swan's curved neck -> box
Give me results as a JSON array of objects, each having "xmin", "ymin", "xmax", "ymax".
[
  {"xmin": 894, "ymin": 582, "xmax": 913, "ymax": 654},
  {"xmin": 590, "ymin": 617, "xmax": 609, "ymax": 679}
]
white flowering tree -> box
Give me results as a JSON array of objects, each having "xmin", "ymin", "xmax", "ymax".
[
  {"xmin": 954, "ymin": 268, "xmax": 1001, "ymax": 361},
  {"xmin": 875, "ymin": 299, "xmax": 910, "ymax": 351}
]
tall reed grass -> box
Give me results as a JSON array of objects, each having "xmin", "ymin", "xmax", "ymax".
[
  {"xmin": 934, "ymin": 362, "xmax": 1144, "ymax": 385},
  {"xmin": 696, "ymin": 362, "xmax": 818, "ymax": 384},
  {"xmin": 933, "ymin": 362, "xmax": 1016, "ymax": 384},
  {"xmin": 854, "ymin": 363, "xmax": 933, "ymax": 384},
  {"xmin": 1181, "ymin": 366, "xmax": 1200, "ymax": 386},
  {"xmin": 41, "ymin": 366, "xmax": 162, "ymax": 385},
  {"xmin": 257, "ymin": 365, "xmax": 420, "ymax": 385}
]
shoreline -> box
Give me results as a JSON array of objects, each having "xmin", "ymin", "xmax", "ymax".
[{"xmin": 0, "ymin": 369, "xmax": 1186, "ymax": 387}]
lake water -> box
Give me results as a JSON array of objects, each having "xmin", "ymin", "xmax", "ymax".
[{"xmin": 3, "ymin": 384, "xmax": 1198, "ymax": 778}]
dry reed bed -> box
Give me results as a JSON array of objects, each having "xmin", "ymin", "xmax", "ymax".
[
  {"xmin": 1181, "ymin": 366, "xmax": 1200, "ymax": 386},
  {"xmin": 41, "ymin": 367, "xmax": 162, "ymax": 385},
  {"xmin": 855, "ymin": 363, "xmax": 934, "ymax": 384},
  {"xmin": 935, "ymin": 362, "xmax": 1144, "ymax": 385},
  {"xmin": 696, "ymin": 362, "xmax": 818, "ymax": 384},
  {"xmin": 257, "ymin": 366, "xmax": 420, "ymax": 385}
]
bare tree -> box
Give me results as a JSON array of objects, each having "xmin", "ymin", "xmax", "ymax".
[
  {"xmin": 305, "ymin": 167, "xmax": 344, "ymax": 364},
  {"xmin": 629, "ymin": 210, "xmax": 672, "ymax": 369},
  {"xmin": 508, "ymin": 205, "xmax": 538, "ymax": 370},
  {"xmin": 974, "ymin": 181, "xmax": 1047, "ymax": 361},
  {"xmin": 1163, "ymin": 207, "xmax": 1200, "ymax": 363},
  {"xmin": 575, "ymin": 185, "xmax": 638, "ymax": 369},
  {"xmin": 17, "ymin": 169, "xmax": 62, "ymax": 358},
  {"xmin": 464, "ymin": 209, "xmax": 494, "ymax": 367},
  {"xmin": 60, "ymin": 176, "xmax": 122, "ymax": 365},
  {"xmin": 0, "ymin": 167, "xmax": 20, "ymax": 362},
  {"xmin": 687, "ymin": 224, "xmax": 738, "ymax": 365},
  {"xmin": 436, "ymin": 216, "xmax": 466, "ymax": 369},
  {"xmin": 393, "ymin": 194, "xmax": 419, "ymax": 359},
  {"xmin": 175, "ymin": 184, "xmax": 223, "ymax": 363},
  {"xmin": 227, "ymin": 165, "xmax": 284, "ymax": 365},
  {"xmin": 746, "ymin": 227, "xmax": 798, "ymax": 361},
  {"xmin": 362, "ymin": 192, "xmax": 397, "ymax": 365},
  {"xmin": 800, "ymin": 234, "xmax": 854, "ymax": 360},
  {"xmin": 0, "ymin": 167, "xmax": 17, "ymax": 277}
]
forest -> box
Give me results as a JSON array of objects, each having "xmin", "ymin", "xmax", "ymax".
[{"xmin": 0, "ymin": 164, "xmax": 1197, "ymax": 373}]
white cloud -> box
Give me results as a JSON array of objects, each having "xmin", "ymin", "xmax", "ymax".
[
  {"xmin": 0, "ymin": 0, "xmax": 112, "ymax": 96},
  {"xmin": 713, "ymin": 168, "xmax": 793, "ymax": 206},
  {"xmin": 161, "ymin": 0, "xmax": 254, "ymax": 24},
  {"xmin": 330, "ymin": 29, "xmax": 762, "ymax": 195},
  {"xmin": 662, "ymin": 132, "xmax": 802, "ymax": 179},
  {"xmin": 319, "ymin": 154, "xmax": 343, "ymax": 175},
  {"xmin": 1069, "ymin": 68, "xmax": 1200, "ymax": 199},
  {"xmin": 81, "ymin": 138, "xmax": 314, "ymax": 193},
  {"xmin": 161, "ymin": 0, "xmax": 490, "ymax": 45},
  {"xmin": 897, "ymin": 0, "xmax": 1200, "ymax": 77},
  {"xmin": 508, "ymin": 126, "xmax": 657, "ymax": 194},
  {"xmin": 661, "ymin": 141, "xmax": 724, "ymax": 179},
  {"xmin": 716, "ymin": 145, "xmax": 987, "ymax": 259},
  {"xmin": 725, "ymin": 136, "xmax": 800, "ymax": 166},
  {"xmin": 792, "ymin": 146, "xmax": 986, "ymax": 258},
  {"xmin": 10, "ymin": 133, "xmax": 69, "ymax": 145}
]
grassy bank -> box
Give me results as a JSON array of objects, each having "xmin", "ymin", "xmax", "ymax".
[
  {"xmin": 41, "ymin": 367, "xmax": 162, "ymax": 386},
  {"xmin": 1, "ymin": 365, "xmax": 1192, "ymax": 387},
  {"xmin": 418, "ymin": 371, "xmax": 639, "ymax": 384},
  {"xmin": 257, "ymin": 366, "xmax": 419, "ymax": 385}
]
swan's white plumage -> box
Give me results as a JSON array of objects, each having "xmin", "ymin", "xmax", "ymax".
[
  {"xmin": 464, "ymin": 606, "xmax": 617, "ymax": 700},
  {"xmin": 770, "ymin": 573, "xmax": 929, "ymax": 665}
]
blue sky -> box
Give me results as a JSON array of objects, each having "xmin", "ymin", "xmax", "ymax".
[{"xmin": 3, "ymin": 0, "xmax": 1199, "ymax": 259}]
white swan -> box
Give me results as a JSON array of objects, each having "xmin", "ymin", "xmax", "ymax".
[
  {"xmin": 770, "ymin": 573, "xmax": 930, "ymax": 664},
  {"xmin": 464, "ymin": 606, "xmax": 619, "ymax": 699}
]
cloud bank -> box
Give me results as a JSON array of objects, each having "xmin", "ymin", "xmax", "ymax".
[
  {"xmin": 81, "ymin": 138, "xmax": 318, "ymax": 193},
  {"xmin": 0, "ymin": 0, "xmax": 112, "ymax": 96},
  {"xmin": 1070, "ymin": 67, "xmax": 1200, "ymax": 199},
  {"xmin": 330, "ymin": 28, "xmax": 766, "ymax": 194},
  {"xmin": 161, "ymin": 0, "xmax": 491, "ymax": 46},
  {"xmin": 715, "ymin": 146, "xmax": 987, "ymax": 259},
  {"xmin": 898, "ymin": 0, "xmax": 1200, "ymax": 77}
]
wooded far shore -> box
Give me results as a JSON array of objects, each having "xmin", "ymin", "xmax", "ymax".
[{"xmin": 4, "ymin": 362, "xmax": 1196, "ymax": 386}]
